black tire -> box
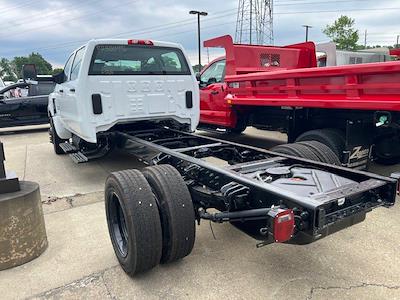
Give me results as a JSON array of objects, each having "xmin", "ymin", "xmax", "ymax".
[
  {"xmin": 142, "ymin": 165, "xmax": 195, "ymax": 264},
  {"xmin": 49, "ymin": 117, "xmax": 66, "ymax": 155},
  {"xmin": 105, "ymin": 169, "xmax": 162, "ymax": 276},
  {"xmin": 227, "ymin": 116, "xmax": 247, "ymax": 135},
  {"xmin": 295, "ymin": 128, "xmax": 345, "ymax": 160},
  {"xmin": 297, "ymin": 141, "xmax": 341, "ymax": 165},
  {"xmin": 271, "ymin": 143, "xmax": 321, "ymax": 162}
]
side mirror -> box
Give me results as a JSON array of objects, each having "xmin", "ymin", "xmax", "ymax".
[
  {"xmin": 22, "ymin": 64, "xmax": 37, "ymax": 81},
  {"xmin": 52, "ymin": 71, "xmax": 65, "ymax": 84},
  {"xmin": 195, "ymin": 72, "xmax": 201, "ymax": 81},
  {"xmin": 207, "ymin": 77, "xmax": 217, "ymax": 85}
]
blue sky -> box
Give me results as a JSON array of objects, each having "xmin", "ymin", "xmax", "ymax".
[{"xmin": 0, "ymin": 0, "xmax": 398, "ymax": 67}]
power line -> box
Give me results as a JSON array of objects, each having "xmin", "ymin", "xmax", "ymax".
[
  {"xmin": 275, "ymin": 0, "xmax": 373, "ymax": 3},
  {"xmin": 0, "ymin": 0, "xmax": 102, "ymax": 31},
  {"xmin": 0, "ymin": 0, "xmax": 37, "ymax": 13},
  {"xmin": 0, "ymin": 0, "xmax": 384, "ymax": 34},
  {"xmin": 0, "ymin": 0, "xmax": 139, "ymax": 39},
  {"xmin": 36, "ymin": 10, "xmax": 237, "ymax": 52},
  {"xmin": 2, "ymin": 4, "xmax": 400, "ymax": 57},
  {"xmin": 0, "ymin": 8, "xmax": 238, "ymax": 56},
  {"xmin": 366, "ymin": 32, "xmax": 400, "ymax": 36},
  {"xmin": 275, "ymin": 7, "xmax": 400, "ymax": 15},
  {"xmin": 275, "ymin": 0, "xmax": 377, "ymax": 6}
]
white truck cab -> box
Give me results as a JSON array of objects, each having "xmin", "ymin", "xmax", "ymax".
[{"xmin": 49, "ymin": 38, "xmax": 199, "ymax": 157}]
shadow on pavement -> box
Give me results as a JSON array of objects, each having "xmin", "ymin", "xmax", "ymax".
[{"xmin": 0, "ymin": 124, "xmax": 49, "ymax": 136}]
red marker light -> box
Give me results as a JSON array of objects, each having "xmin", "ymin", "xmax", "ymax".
[
  {"xmin": 268, "ymin": 208, "xmax": 295, "ymax": 243},
  {"xmin": 127, "ymin": 39, "xmax": 154, "ymax": 46}
]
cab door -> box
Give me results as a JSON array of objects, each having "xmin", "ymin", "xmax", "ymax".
[
  {"xmin": 56, "ymin": 53, "xmax": 74, "ymax": 122},
  {"xmin": 62, "ymin": 46, "xmax": 85, "ymax": 123},
  {"xmin": 0, "ymin": 97, "xmax": 23, "ymax": 127},
  {"xmin": 199, "ymin": 59, "xmax": 231, "ymax": 126},
  {"xmin": 0, "ymin": 83, "xmax": 31, "ymax": 127}
]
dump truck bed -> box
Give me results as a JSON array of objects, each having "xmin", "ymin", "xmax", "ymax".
[{"xmin": 225, "ymin": 60, "xmax": 400, "ymax": 111}]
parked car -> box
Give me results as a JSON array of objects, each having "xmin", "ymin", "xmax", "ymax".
[{"xmin": 0, "ymin": 65, "xmax": 55, "ymax": 128}]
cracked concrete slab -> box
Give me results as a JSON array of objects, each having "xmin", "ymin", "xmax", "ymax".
[
  {"xmin": 41, "ymin": 191, "xmax": 104, "ymax": 214},
  {"xmin": 30, "ymin": 273, "xmax": 113, "ymax": 300},
  {"xmin": 308, "ymin": 283, "xmax": 400, "ymax": 300}
]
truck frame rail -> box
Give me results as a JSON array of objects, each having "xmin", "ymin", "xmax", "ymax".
[{"xmin": 115, "ymin": 126, "xmax": 396, "ymax": 245}]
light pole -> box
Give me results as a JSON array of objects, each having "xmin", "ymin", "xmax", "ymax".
[
  {"xmin": 302, "ymin": 25, "xmax": 312, "ymax": 42},
  {"xmin": 189, "ymin": 10, "xmax": 208, "ymax": 72}
]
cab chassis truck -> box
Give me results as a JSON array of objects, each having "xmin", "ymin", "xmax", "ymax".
[{"xmin": 48, "ymin": 38, "xmax": 397, "ymax": 276}]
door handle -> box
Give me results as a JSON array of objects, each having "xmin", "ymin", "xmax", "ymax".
[
  {"xmin": 69, "ymin": 88, "xmax": 75, "ymax": 92},
  {"xmin": 211, "ymin": 90, "xmax": 219, "ymax": 95},
  {"xmin": 59, "ymin": 89, "xmax": 63, "ymax": 93}
]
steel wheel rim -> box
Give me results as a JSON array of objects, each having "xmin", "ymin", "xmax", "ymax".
[{"xmin": 109, "ymin": 192, "xmax": 128, "ymax": 258}]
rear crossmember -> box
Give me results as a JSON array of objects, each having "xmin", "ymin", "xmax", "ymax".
[{"xmin": 114, "ymin": 127, "xmax": 396, "ymax": 245}]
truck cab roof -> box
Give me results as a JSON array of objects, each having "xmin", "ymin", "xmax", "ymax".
[{"xmin": 76, "ymin": 39, "xmax": 186, "ymax": 52}]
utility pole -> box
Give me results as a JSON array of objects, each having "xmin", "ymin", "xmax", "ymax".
[
  {"xmin": 302, "ymin": 25, "xmax": 312, "ymax": 42},
  {"xmin": 364, "ymin": 29, "xmax": 367, "ymax": 48},
  {"xmin": 249, "ymin": 0, "xmax": 252, "ymax": 44},
  {"xmin": 397, "ymin": 35, "xmax": 399, "ymax": 48},
  {"xmin": 189, "ymin": 10, "xmax": 208, "ymax": 71}
]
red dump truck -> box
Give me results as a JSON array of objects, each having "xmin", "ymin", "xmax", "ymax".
[{"xmin": 198, "ymin": 35, "xmax": 400, "ymax": 169}]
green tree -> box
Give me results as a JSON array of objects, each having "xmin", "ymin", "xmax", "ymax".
[
  {"xmin": 52, "ymin": 68, "xmax": 64, "ymax": 75},
  {"xmin": 0, "ymin": 58, "xmax": 17, "ymax": 82},
  {"xmin": 323, "ymin": 16, "xmax": 359, "ymax": 50},
  {"xmin": 12, "ymin": 52, "xmax": 53, "ymax": 77}
]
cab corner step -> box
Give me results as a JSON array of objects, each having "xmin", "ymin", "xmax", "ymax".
[
  {"xmin": 59, "ymin": 142, "xmax": 78, "ymax": 153},
  {"xmin": 69, "ymin": 152, "xmax": 88, "ymax": 164}
]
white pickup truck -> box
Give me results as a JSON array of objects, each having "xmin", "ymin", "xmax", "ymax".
[{"xmin": 48, "ymin": 39, "xmax": 199, "ymax": 161}]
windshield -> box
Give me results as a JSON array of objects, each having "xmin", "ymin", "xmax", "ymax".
[{"xmin": 88, "ymin": 45, "xmax": 191, "ymax": 76}]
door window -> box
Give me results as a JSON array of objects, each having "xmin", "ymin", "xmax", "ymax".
[
  {"xmin": 200, "ymin": 60, "xmax": 226, "ymax": 85},
  {"xmin": 70, "ymin": 47, "xmax": 86, "ymax": 81},
  {"xmin": 63, "ymin": 54, "xmax": 74, "ymax": 82}
]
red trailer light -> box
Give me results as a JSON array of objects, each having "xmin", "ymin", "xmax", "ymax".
[
  {"xmin": 127, "ymin": 39, "xmax": 154, "ymax": 46},
  {"xmin": 268, "ymin": 208, "xmax": 295, "ymax": 243}
]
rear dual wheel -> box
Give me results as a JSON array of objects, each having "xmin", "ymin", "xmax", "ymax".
[
  {"xmin": 105, "ymin": 165, "xmax": 195, "ymax": 277},
  {"xmin": 295, "ymin": 128, "xmax": 345, "ymax": 161},
  {"xmin": 271, "ymin": 141, "xmax": 341, "ymax": 165},
  {"xmin": 143, "ymin": 165, "xmax": 196, "ymax": 264}
]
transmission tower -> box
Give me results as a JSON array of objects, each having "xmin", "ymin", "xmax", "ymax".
[{"xmin": 235, "ymin": 0, "xmax": 273, "ymax": 45}]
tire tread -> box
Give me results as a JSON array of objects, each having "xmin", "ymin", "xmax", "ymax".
[
  {"xmin": 105, "ymin": 169, "xmax": 162, "ymax": 276},
  {"xmin": 143, "ymin": 165, "xmax": 195, "ymax": 264}
]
